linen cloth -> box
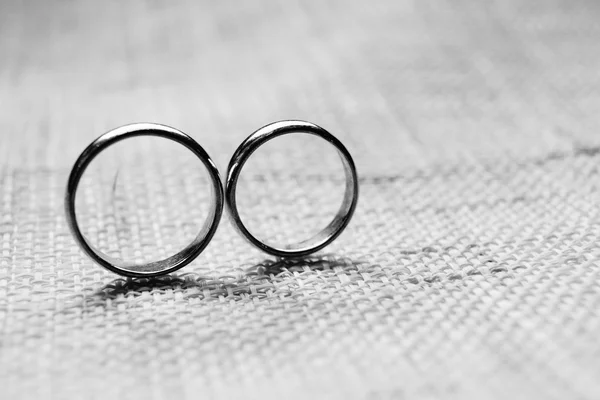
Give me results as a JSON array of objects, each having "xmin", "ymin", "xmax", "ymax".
[{"xmin": 1, "ymin": 0, "xmax": 600, "ymax": 399}]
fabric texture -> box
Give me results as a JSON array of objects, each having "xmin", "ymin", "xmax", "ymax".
[{"xmin": 1, "ymin": 0, "xmax": 600, "ymax": 399}]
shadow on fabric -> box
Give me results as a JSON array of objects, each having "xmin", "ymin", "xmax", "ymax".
[{"xmin": 92, "ymin": 254, "xmax": 363, "ymax": 299}]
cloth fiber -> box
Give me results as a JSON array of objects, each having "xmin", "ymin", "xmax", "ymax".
[{"xmin": 1, "ymin": 0, "xmax": 600, "ymax": 399}]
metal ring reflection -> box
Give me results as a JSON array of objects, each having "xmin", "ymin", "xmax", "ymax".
[
  {"xmin": 226, "ymin": 120, "xmax": 359, "ymax": 258},
  {"xmin": 65, "ymin": 123, "xmax": 224, "ymax": 277}
]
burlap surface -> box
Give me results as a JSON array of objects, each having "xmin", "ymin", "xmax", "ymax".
[{"xmin": 1, "ymin": 0, "xmax": 600, "ymax": 399}]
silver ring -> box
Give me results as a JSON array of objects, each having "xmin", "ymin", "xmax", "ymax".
[
  {"xmin": 65, "ymin": 123, "xmax": 224, "ymax": 277},
  {"xmin": 226, "ymin": 120, "xmax": 359, "ymax": 258}
]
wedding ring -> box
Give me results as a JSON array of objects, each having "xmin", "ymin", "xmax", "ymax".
[
  {"xmin": 226, "ymin": 120, "xmax": 359, "ymax": 258},
  {"xmin": 65, "ymin": 123, "xmax": 224, "ymax": 277}
]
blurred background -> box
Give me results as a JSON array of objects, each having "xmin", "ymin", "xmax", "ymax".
[{"xmin": 1, "ymin": 0, "xmax": 600, "ymax": 399}]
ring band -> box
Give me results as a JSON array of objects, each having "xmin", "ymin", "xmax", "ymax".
[
  {"xmin": 65, "ymin": 123, "xmax": 224, "ymax": 277},
  {"xmin": 226, "ymin": 120, "xmax": 359, "ymax": 258}
]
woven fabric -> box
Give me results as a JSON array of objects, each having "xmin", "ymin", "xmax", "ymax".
[{"xmin": 1, "ymin": 0, "xmax": 600, "ymax": 399}]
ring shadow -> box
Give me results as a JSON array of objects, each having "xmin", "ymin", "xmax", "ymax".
[
  {"xmin": 93, "ymin": 253, "xmax": 364, "ymax": 300},
  {"xmin": 248, "ymin": 254, "xmax": 363, "ymax": 277}
]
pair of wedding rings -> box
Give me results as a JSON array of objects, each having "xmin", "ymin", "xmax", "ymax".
[{"xmin": 65, "ymin": 120, "xmax": 359, "ymax": 278}]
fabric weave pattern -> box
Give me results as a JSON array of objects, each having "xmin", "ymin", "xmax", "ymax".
[{"xmin": 1, "ymin": 1, "xmax": 599, "ymax": 399}]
